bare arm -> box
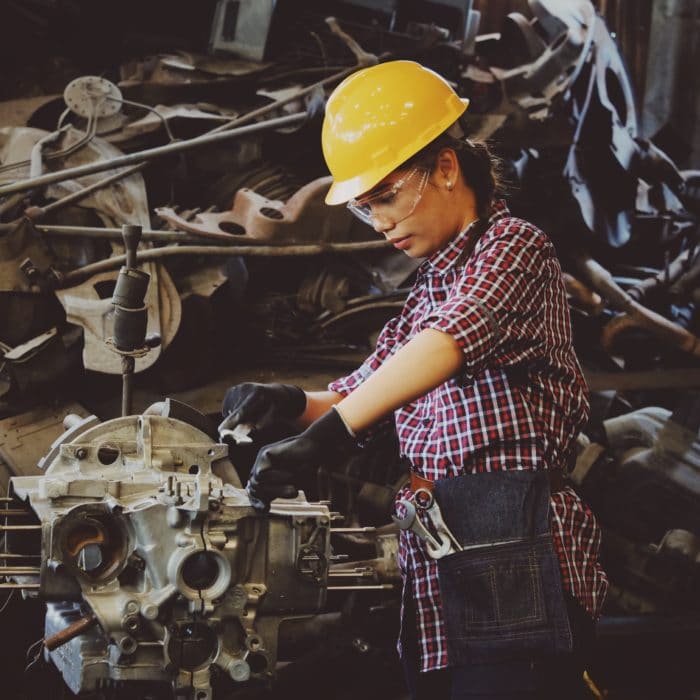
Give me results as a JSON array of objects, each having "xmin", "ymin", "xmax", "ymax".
[
  {"xmin": 297, "ymin": 391, "xmax": 344, "ymax": 427},
  {"xmin": 335, "ymin": 329, "xmax": 463, "ymax": 434}
]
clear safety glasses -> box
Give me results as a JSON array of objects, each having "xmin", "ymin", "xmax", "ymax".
[{"xmin": 347, "ymin": 166, "xmax": 430, "ymax": 226}]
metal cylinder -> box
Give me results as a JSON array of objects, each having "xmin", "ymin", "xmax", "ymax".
[
  {"xmin": 113, "ymin": 305, "xmax": 148, "ymax": 352},
  {"xmin": 113, "ymin": 267, "xmax": 150, "ymax": 309}
]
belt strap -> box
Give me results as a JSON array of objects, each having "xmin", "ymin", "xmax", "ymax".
[{"xmin": 409, "ymin": 468, "xmax": 565, "ymax": 493}]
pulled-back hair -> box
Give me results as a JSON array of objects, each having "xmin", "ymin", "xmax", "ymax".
[{"xmin": 403, "ymin": 130, "xmax": 504, "ymax": 223}]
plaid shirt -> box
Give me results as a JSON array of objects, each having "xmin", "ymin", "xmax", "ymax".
[{"xmin": 329, "ymin": 201, "xmax": 608, "ymax": 672}]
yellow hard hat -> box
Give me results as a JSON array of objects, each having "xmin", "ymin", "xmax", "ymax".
[{"xmin": 322, "ymin": 60, "xmax": 469, "ymax": 205}]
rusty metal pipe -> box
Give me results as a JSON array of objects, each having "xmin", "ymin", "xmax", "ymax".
[
  {"xmin": 575, "ymin": 254, "xmax": 700, "ymax": 357},
  {"xmin": 44, "ymin": 613, "xmax": 98, "ymax": 652},
  {"xmin": 58, "ymin": 239, "xmax": 391, "ymax": 286},
  {"xmin": 0, "ymin": 112, "xmax": 307, "ymax": 197}
]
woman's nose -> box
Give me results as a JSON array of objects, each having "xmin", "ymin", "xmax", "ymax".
[{"xmin": 372, "ymin": 214, "xmax": 394, "ymax": 235}]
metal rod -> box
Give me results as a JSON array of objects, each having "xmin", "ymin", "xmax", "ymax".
[
  {"xmin": 0, "ymin": 525, "xmax": 42, "ymax": 531},
  {"xmin": 24, "ymin": 163, "xmax": 145, "ymax": 220},
  {"xmin": 0, "ymin": 510, "xmax": 32, "ymax": 516},
  {"xmin": 0, "ymin": 112, "xmax": 307, "ymax": 197},
  {"xmin": 327, "ymin": 584, "xmax": 395, "ymax": 591},
  {"xmin": 330, "ymin": 527, "xmax": 377, "ymax": 533},
  {"xmin": 45, "ymin": 613, "xmax": 98, "ymax": 652},
  {"xmin": 0, "ymin": 553, "xmax": 41, "ymax": 559},
  {"xmin": 208, "ymin": 66, "xmax": 360, "ymax": 136},
  {"xmin": 14, "ymin": 223, "xmax": 228, "ymax": 244},
  {"xmin": 328, "ymin": 570, "xmax": 375, "ymax": 578},
  {"xmin": 59, "ymin": 239, "xmax": 390, "ymax": 286},
  {"xmin": 122, "ymin": 356, "xmax": 134, "ymax": 417},
  {"xmin": 0, "ymin": 568, "xmax": 41, "ymax": 575},
  {"xmin": 0, "ymin": 583, "xmax": 40, "ymax": 589}
]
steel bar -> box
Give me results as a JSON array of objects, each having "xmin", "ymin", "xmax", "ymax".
[
  {"xmin": 0, "ymin": 568, "xmax": 41, "ymax": 575},
  {"xmin": 0, "ymin": 584, "xmax": 40, "ymax": 589},
  {"xmin": 328, "ymin": 570, "xmax": 375, "ymax": 578},
  {"xmin": 59, "ymin": 239, "xmax": 390, "ymax": 286},
  {"xmin": 0, "ymin": 510, "xmax": 33, "ymax": 516},
  {"xmin": 1, "ymin": 223, "xmax": 222, "ymax": 245},
  {"xmin": 24, "ymin": 163, "xmax": 145, "ymax": 220},
  {"xmin": 0, "ymin": 525, "xmax": 42, "ymax": 531},
  {"xmin": 327, "ymin": 584, "xmax": 395, "ymax": 591},
  {"xmin": 0, "ymin": 553, "xmax": 41, "ymax": 559},
  {"xmin": 0, "ymin": 112, "xmax": 307, "ymax": 197},
  {"xmin": 330, "ymin": 527, "xmax": 377, "ymax": 533}
]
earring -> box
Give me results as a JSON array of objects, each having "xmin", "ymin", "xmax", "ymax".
[{"xmin": 446, "ymin": 181, "xmax": 454, "ymax": 191}]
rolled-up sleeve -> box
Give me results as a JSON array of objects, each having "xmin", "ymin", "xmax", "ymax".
[{"xmin": 419, "ymin": 221, "xmax": 554, "ymax": 377}]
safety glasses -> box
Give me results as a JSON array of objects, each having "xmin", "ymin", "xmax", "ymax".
[{"xmin": 347, "ymin": 166, "xmax": 430, "ymax": 226}]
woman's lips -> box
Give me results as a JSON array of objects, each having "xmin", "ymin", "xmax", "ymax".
[{"xmin": 389, "ymin": 235, "xmax": 412, "ymax": 250}]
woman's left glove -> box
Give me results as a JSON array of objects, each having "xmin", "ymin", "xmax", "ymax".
[{"xmin": 246, "ymin": 407, "xmax": 357, "ymax": 510}]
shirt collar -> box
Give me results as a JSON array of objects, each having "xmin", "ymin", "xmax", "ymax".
[{"xmin": 420, "ymin": 199, "xmax": 511, "ymax": 275}]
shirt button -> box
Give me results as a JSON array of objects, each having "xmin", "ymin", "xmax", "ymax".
[{"xmin": 422, "ymin": 417, "xmax": 432, "ymax": 426}]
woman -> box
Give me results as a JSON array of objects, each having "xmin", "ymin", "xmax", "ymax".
[{"xmin": 220, "ymin": 61, "xmax": 608, "ymax": 699}]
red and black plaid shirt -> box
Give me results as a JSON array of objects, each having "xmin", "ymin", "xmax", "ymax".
[{"xmin": 329, "ymin": 200, "xmax": 608, "ymax": 672}]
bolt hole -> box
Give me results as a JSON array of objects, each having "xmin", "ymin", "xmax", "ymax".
[
  {"xmin": 189, "ymin": 464, "xmax": 199, "ymax": 474},
  {"xmin": 260, "ymin": 207, "xmax": 283, "ymax": 220},
  {"xmin": 97, "ymin": 445, "xmax": 120, "ymax": 465},
  {"xmin": 247, "ymin": 651, "xmax": 267, "ymax": 673}
]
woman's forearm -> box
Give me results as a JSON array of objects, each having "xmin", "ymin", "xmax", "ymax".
[{"xmin": 336, "ymin": 329, "xmax": 463, "ymax": 433}]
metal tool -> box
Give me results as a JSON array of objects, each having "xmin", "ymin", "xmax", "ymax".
[
  {"xmin": 414, "ymin": 488, "xmax": 463, "ymax": 559},
  {"xmin": 219, "ymin": 422, "xmax": 254, "ymax": 445},
  {"xmin": 392, "ymin": 499, "xmax": 442, "ymax": 552}
]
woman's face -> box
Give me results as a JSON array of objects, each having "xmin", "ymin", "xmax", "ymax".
[{"xmin": 348, "ymin": 148, "xmax": 478, "ymax": 258}]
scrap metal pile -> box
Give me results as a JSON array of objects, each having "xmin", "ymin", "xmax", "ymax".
[{"xmin": 0, "ymin": 0, "xmax": 699, "ymax": 698}]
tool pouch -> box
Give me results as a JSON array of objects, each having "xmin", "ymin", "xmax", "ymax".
[{"xmin": 433, "ymin": 470, "xmax": 572, "ymax": 666}]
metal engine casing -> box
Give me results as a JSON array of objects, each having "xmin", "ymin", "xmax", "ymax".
[{"xmin": 9, "ymin": 413, "xmax": 331, "ymax": 697}]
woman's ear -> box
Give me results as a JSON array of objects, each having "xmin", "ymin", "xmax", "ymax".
[{"xmin": 435, "ymin": 147, "xmax": 460, "ymax": 185}]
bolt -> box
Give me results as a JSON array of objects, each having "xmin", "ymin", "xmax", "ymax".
[
  {"xmin": 124, "ymin": 600, "xmax": 139, "ymax": 614},
  {"xmin": 75, "ymin": 447, "xmax": 87, "ymax": 460},
  {"xmin": 141, "ymin": 603, "xmax": 158, "ymax": 620},
  {"xmin": 229, "ymin": 659, "xmax": 250, "ymax": 682}
]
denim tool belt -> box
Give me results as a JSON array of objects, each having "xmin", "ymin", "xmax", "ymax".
[{"xmin": 413, "ymin": 469, "xmax": 573, "ymax": 665}]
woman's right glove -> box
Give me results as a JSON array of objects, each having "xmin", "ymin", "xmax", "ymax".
[
  {"xmin": 246, "ymin": 407, "xmax": 358, "ymax": 510},
  {"xmin": 218, "ymin": 382, "xmax": 307, "ymax": 439}
]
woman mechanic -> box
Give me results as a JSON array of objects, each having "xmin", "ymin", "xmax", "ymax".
[{"xmin": 219, "ymin": 61, "xmax": 608, "ymax": 699}]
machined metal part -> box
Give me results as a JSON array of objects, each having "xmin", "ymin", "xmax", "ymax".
[{"xmin": 6, "ymin": 411, "xmax": 336, "ymax": 695}]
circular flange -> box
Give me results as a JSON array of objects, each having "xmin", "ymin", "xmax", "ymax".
[{"xmin": 63, "ymin": 76, "xmax": 123, "ymax": 119}]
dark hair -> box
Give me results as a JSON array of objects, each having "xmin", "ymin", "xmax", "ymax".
[{"xmin": 403, "ymin": 133, "xmax": 504, "ymax": 222}]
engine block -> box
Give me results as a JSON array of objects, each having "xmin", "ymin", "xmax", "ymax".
[{"xmin": 8, "ymin": 412, "xmax": 332, "ymax": 698}]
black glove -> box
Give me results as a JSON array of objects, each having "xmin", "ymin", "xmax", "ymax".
[
  {"xmin": 218, "ymin": 382, "xmax": 307, "ymax": 437},
  {"xmin": 246, "ymin": 407, "xmax": 358, "ymax": 510}
]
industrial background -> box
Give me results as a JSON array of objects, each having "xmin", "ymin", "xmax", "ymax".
[{"xmin": 0, "ymin": 1, "xmax": 699, "ymax": 699}]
